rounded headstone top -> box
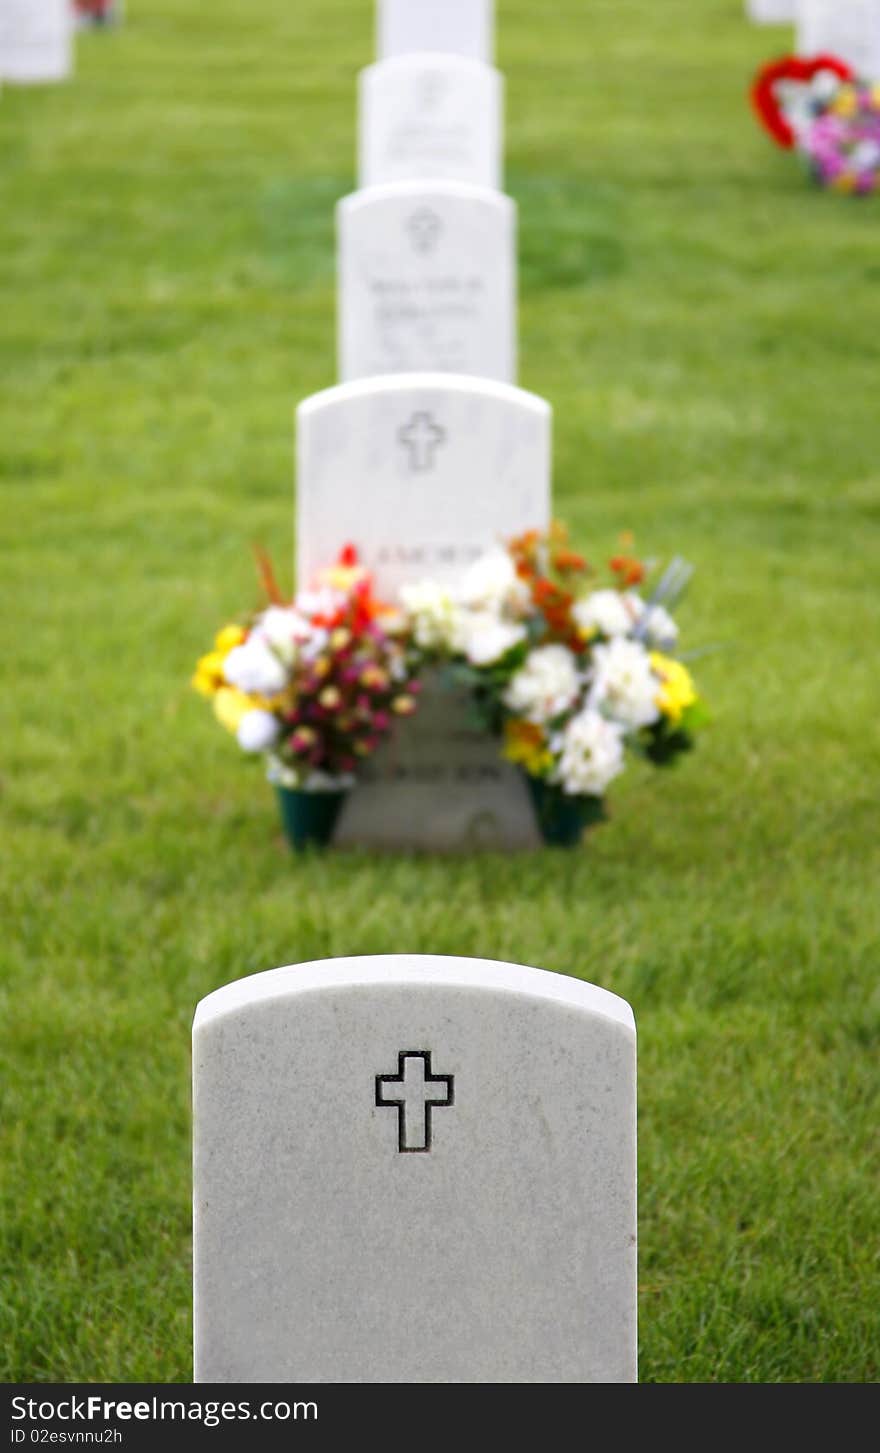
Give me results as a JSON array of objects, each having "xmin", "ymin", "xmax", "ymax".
[{"xmin": 193, "ymin": 954, "xmax": 635, "ymax": 1034}]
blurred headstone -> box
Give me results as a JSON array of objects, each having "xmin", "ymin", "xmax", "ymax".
[
  {"xmin": 359, "ymin": 55, "xmax": 503, "ymax": 190},
  {"xmin": 0, "ymin": 0, "xmax": 73, "ymax": 83},
  {"xmin": 378, "ymin": 0, "xmax": 494, "ymax": 62},
  {"xmin": 746, "ymin": 1, "xmax": 796, "ymax": 22},
  {"xmin": 797, "ymin": 0, "xmax": 880, "ymax": 78},
  {"xmin": 337, "ymin": 180, "xmax": 516, "ymax": 383}
]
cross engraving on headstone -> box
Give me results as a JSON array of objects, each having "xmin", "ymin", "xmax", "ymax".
[
  {"xmin": 398, "ymin": 412, "xmax": 446, "ymax": 472},
  {"xmin": 375, "ymin": 1050, "xmax": 454, "ymax": 1152},
  {"xmin": 406, "ymin": 206, "xmax": 443, "ymax": 254},
  {"xmin": 417, "ymin": 69, "xmax": 448, "ymax": 112}
]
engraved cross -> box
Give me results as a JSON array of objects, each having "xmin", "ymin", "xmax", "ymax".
[
  {"xmin": 398, "ymin": 412, "xmax": 446, "ymax": 472},
  {"xmin": 375, "ymin": 1051, "xmax": 454, "ymax": 1153},
  {"xmin": 406, "ymin": 206, "xmax": 443, "ymax": 254}
]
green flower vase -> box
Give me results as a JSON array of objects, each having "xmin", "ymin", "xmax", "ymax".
[
  {"xmin": 275, "ymin": 786, "xmax": 348, "ymax": 851},
  {"xmin": 524, "ymin": 775, "xmax": 606, "ymax": 848}
]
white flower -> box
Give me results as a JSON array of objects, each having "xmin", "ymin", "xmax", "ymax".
[
  {"xmin": 591, "ymin": 638, "xmax": 660, "ymax": 730},
  {"xmin": 266, "ymin": 755, "xmax": 355, "ymax": 791},
  {"xmin": 851, "ymin": 139, "xmax": 880, "ymax": 172},
  {"xmin": 640, "ymin": 603, "xmax": 679, "ymax": 652},
  {"xmin": 400, "ymin": 581, "xmax": 464, "ymax": 652},
  {"xmin": 573, "ymin": 589, "xmax": 643, "ymax": 639},
  {"xmin": 294, "ymin": 587, "xmax": 344, "ymax": 621},
  {"xmin": 460, "ymin": 613, "xmax": 526, "ymax": 667},
  {"xmin": 551, "ymin": 709, "xmax": 625, "ymax": 797},
  {"xmin": 223, "ymin": 637, "xmax": 288, "ymax": 696},
  {"xmin": 236, "ymin": 709, "xmax": 281, "ymax": 753},
  {"xmin": 811, "ymin": 70, "xmax": 844, "ymax": 107},
  {"xmin": 503, "ymin": 644, "xmax": 582, "ymax": 724},
  {"xmin": 254, "ymin": 606, "xmax": 312, "ymax": 666},
  {"xmin": 459, "ymin": 549, "xmax": 529, "ymax": 616}
]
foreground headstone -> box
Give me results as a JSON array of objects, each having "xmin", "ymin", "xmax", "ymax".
[
  {"xmin": 377, "ymin": 0, "xmax": 494, "ymax": 62},
  {"xmin": 0, "ymin": 0, "xmax": 73, "ymax": 82},
  {"xmin": 337, "ymin": 181, "xmax": 516, "ymax": 382},
  {"xmin": 359, "ymin": 54, "xmax": 503, "ymax": 189},
  {"xmin": 296, "ymin": 373, "xmax": 549, "ymax": 599},
  {"xmin": 193, "ymin": 955, "xmax": 637, "ymax": 1383},
  {"xmin": 797, "ymin": 0, "xmax": 880, "ymax": 77}
]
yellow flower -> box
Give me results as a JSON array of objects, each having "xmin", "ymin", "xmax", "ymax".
[
  {"xmin": 213, "ymin": 686, "xmax": 253, "ymax": 735},
  {"xmin": 192, "ymin": 650, "xmax": 226, "ymax": 697},
  {"xmin": 318, "ymin": 562, "xmax": 369, "ymax": 592},
  {"xmin": 361, "ymin": 664, "xmax": 389, "ymax": 690},
  {"xmin": 832, "ymin": 170, "xmax": 857, "ymax": 194},
  {"xmin": 214, "ymin": 623, "xmax": 246, "ymax": 655},
  {"xmin": 391, "ymin": 694, "xmax": 416, "ymax": 716},
  {"xmin": 831, "ymin": 86, "xmax": 858, "ymax": 119},
  {"xmin": 650, "ymin": 652, "xmax": 697, "ymax": 726},
  {"xmin": 502, "ymin": 719, "xmax": 553, "ymax": 776}
]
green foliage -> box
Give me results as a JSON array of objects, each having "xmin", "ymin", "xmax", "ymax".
[{"xmin": 1, "ymin": 0, "xmax": 879, "ymax": 1384}]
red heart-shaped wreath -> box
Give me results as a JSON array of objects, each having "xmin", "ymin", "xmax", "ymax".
[{"xmin": 751, "ymin": 53, "xmax": 855, "ymax": 148}]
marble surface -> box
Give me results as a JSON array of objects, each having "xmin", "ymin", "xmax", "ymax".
[
  {"xmin": 338, "ymin": 180, "xmax": 516, "ymax": 383},
  {"xmin": 359, "ymin": 54, "xmax": 502, "ymax": 190},
  {"xmin": 377, "ymin": 0, "xmax": 494, "ymax": 63},
  {"xmin": 0, "ymin": 0, "xmax": 73, "ymax": 81},
  {"xmin": 797, "ymin": 0, "xmax": 880, "ymax": 76},
  {"xmin": 193, "ymin": 955, "xmax": 637, "ymax": 1383},
  {"xmin": 295, "ymin": 372, "xmax": 550, "ymax": 601}
]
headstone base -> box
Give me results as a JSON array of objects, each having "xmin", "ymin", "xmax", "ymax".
[{"xmin": 334, "ymin": 670, "xmax": 541, "ymax": 851}]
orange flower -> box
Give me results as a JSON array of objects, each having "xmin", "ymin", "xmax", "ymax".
[
  {"xmin": 553, "ymin": 549, "xmax": 588, "ymax": 574},
  {"xmin": 610, "ymin": 555, "xmax": 645, "ymax": 587}
]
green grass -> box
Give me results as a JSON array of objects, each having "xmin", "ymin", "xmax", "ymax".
[{"xmin": 1, "ymin": 0, "xmax": 879, "ymax": 1383}]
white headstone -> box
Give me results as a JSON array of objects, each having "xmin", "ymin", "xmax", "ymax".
[
  {"xmin": 338, "ymin": 181, "xmax": 516, "ymax": 383},
  {"xmin": 746, "ymin": 0, "xmax": 796, "ymax": 21},
  {"xmin": 296, "ymin": 373, "xmax": 549, "ymax": 601},
  {"xmin": 378, "ymin": 0, "xmax": 494, "ymax": 62},
  {"xmin": 295, "ymin": 374, "xmax": 549, "ymax": 851},
  {"xmin": 0, "ymin": 0, "xmax": 73, "ymax": 82},
  {"xmin": 359, "ymin": 54, "xmax": 502, "ymax": 189},
  {"xmin": 797, "ymin": 0, "xmax": 880, "ymax": 77},
  {"xmin": 193, "ymin": 955, "xmax": 638, "ymax": 1383}
]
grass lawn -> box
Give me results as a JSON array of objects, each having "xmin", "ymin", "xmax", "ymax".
[{"xmin": 1, "ymin": 0, "xmax": 878, "ymax": 1383}]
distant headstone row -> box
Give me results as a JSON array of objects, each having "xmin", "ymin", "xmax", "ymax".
[
  {"xmin": 289, "ymin": 0, "xmax": 550, "ymax": 851},
  {"xmin": 187, "ymin": 0, "xmax": 638, "ymax": 1390}
]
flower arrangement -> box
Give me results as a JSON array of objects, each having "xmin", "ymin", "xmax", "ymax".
[
  {"xmin": 194, "ymin": 528, "xmax": 705, "ymax": 848},
  {"xmin": 401, "ymin": 525, "xmax": 705, "ymax": 836},
  {"xmin": 193, "ymin": 547, "xmax": 420, "ymax": 796},
  {"xmin": 751, "ymin": 53, "xmax": 880, "ymax": 194}
]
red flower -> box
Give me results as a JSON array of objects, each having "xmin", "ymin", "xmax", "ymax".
[{"xmin": 750, "ymin": 54, "xmax": 854, "ymax": 150}]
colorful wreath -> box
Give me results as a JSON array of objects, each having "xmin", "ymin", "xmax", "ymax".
[{"xmin": 750, "ymin": 53, "xmax": 880, "ymax": 194}]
